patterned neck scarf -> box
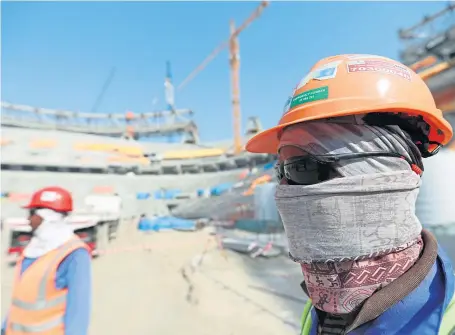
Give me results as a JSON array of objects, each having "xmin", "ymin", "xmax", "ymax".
[
  {"xmin": 276, "ymin": 119, "xmax": 424, "ymax": 314},
  {"xmin": 302, "ymin": 236, "xmax": 423, "ymax": 314}
]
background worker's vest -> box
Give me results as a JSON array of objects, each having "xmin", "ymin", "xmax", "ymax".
[
  {"xmin": 300, "ymin": 248, "xmax": 455, "ymax": 335},
  {"xmin": 6, "ymin": 237, "xmax": 89, "ymax": 335}
]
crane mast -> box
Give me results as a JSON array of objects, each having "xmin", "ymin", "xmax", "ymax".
[
  {"xmin": 230, "ymin": 20, "xmax": 242, "ymax": 154},
  {"xmin": 177, "ymin": 1, "xmax": 269, "ymax": 154}
]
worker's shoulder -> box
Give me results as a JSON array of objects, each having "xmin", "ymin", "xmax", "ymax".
[
  {"xmin": 68, "ymin": 246, "xmax": 92, "ymax": 259},
  {"xmin": 59, "ymin": 246, "xmax": 92, "ymax": 267}
]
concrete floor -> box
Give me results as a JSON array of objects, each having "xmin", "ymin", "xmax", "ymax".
[{"xmin": 1, "ymin": 222, "xmax": 303, "ymax": 335}]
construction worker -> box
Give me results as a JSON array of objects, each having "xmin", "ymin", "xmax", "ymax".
[
  {"xmin": 246, "ymin": 54, "xmax": 455, "ymax": 334},
  {"xmin": 2, "ymin": 187, "xmax": 92, "ymax": 335}
]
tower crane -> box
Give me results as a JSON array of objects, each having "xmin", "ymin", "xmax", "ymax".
[
  {"xmin": 177, "ymin": 1, "xmax": 269, "ymax": 154},
  {"xmin": 90, "ymin": 67, "xmax": 116, "ymax": 113}
]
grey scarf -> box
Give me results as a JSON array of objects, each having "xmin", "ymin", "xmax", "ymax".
[{"xmin": 275, "ymin": 120, "xmax": 422, "ymax": 263}]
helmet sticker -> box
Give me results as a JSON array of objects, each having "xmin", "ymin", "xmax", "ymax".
[
  {"xmin": 282, "ymin": 96, "xmax": 293, "ymax": 115},
  {"xmin": 40, "ymin": 191, "xmax": 61, "ymax": 202},
  {"xmin": 346, "ymin": 59, "xmax": 412, "ymax": 81},
  {"xmin": 282, "ymin": 82, "xmax": 301, "ymax": 115},
  {"xmin": 296, "ymin": 60, "xmax": 342, "ymax": 90},
  {"xmin": 289, "ymin": 86, "xmax": 329, "ymax": 109}
]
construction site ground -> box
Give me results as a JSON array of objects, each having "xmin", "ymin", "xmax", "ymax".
[{"xmin": 1, "ymin": 221, "xmax": 305, "ymax": 335}]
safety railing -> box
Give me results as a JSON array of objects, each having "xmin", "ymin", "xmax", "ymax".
[{"xmin": 162, "ymin": 148, "xmax": 225, "ymax": 160}]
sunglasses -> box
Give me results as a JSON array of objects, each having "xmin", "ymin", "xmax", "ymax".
[{"xmin": 275, "ymin": 151, "xmax": 419, "ymax": 185}]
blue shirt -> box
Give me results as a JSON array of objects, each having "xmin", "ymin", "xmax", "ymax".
[{"xmin": 2, "ymin": 248, "xmax": 92, "ymax": 335}]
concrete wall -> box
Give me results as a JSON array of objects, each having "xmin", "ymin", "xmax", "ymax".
[{"xmin": 0, "ymin": 169, "xmax": 244, "ymax": 218}]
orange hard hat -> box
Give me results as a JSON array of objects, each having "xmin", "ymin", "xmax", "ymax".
[
  {"xmin": 246, "ymin": 54, "xmax": 453, "ymax": 154},
  {"xmin": 23, "ymin": 187, "xmax": 73, "ymax": 212}
]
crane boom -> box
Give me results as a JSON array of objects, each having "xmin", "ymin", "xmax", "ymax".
[
  {"xmin": 232, "ymin": 1, "xmax": 269, "ymax": 38},
  {"xmin": 177, "ymin": 41, "xmax": 229, "ymax": 91},
  {"xmin": 177, "ymin": 1, "xmax": 269, "ymax": 155},
  {"xmin": 91, "ymin": 67, "xmax": 116, "ymax": 113},
  {"xmin": 177, "ymin": 1, "xmax": 269, "ymax": 91}
]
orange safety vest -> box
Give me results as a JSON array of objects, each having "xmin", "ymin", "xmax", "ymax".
[{"xmin": 6, "ymin": 237, "xmax": 90, "ymax": 335}]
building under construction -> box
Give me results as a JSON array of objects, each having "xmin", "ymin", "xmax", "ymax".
[{"xmin": 399, "ymin": 2, "xmax": 455, "ymax": 149}]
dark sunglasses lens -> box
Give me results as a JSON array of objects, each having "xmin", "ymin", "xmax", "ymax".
[
  {"xmin": 29, "ymin": 209, "xmax": 36, "ymax": 216},
  {"xmin": 274, "ymin": 164, "xmax": 284, "ymax": 181},
  {"xmin": 283, "ymin": 159, "xmax": 324, "ymax": 185}
]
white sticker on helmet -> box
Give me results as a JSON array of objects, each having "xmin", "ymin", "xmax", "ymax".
[
  {"xmin": 296, "ymin": 60, "xmax": 342, "ymax": 90},
  {"xmin": 40, "ymin": 191, "xmax": 61, "ymax": 202},
  {"xmin": 282, "ymin": 96, "xmax": 292, "ymax": 115}
]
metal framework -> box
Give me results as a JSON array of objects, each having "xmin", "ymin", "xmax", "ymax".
[
  {"xmin": 1, "ymin": 4, "xmax": 269, "ymax": 147},
  {"xmin": 0, "ymin": 101, "xmax": 198, "ymax": 140},
  {"xmin": 399, "ymin": 2, "xmax": 455, "ymax": 67},
  {"xmin": 399, "ymin": 2, "xmax": 455, "ymax": 113}
]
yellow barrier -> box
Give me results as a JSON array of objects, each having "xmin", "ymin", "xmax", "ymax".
[
  {"xmin": 0, "ymin": 138, "xmax": 12, "ymax": 146},
  {"xmin": 163, "ymin": 148, "xmax": 225, "ymax": 160},
  {"xmin": 29, "ymin": 139, "xmax": 57, "ymax": 149},
  {"xmin": 419, "ymin": 62, "xmax": 451, "ymax": 81},
  {"xmin": 410, "ymin": 56, "xmax": 438, "ymax": 72},
  {"xmin": 74, "ymin": 143, "xmax": 113, "ymax": 151},
  {"xmin": 242, "ymin": 175, "xmax": 272, "ymax": 196},
  {"xmin": 74, "ymin": 142, "xmax": 144, "ymax": 156}
]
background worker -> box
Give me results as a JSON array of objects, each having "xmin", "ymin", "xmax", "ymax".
[
  {"xmin": 2, "ymin": 187, "xmax": 92, "ymax": 335},
  {"xmin": 246, "ymin": 54, "xmax": 455, "ymax": 334}
]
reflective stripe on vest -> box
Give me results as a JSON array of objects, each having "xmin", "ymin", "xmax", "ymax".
[
  {"xmin": 300, "ymin": 299, "xmax": 313, "ymax": 335},
  {"xmin": 300, "ymin": 295, "xmax": 455, "ymax": 335},
  {"xmin": 10, "ymin": 316, "xmax": 64, "ymax": 333},
  {"xmin": 8, "ymin": 239, "xmax": 85, "ymax": 334},
  {"xmin": 439, "ymin": 294, "xmax": 455, "ymax": 335}
]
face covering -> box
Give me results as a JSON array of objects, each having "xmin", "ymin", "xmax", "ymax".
[
  {"xmin": 23, "ymin": 208, "xmax": 75, "ymax": 258},
  {"xmin": 275, "ymin": 119, "xmax": 423, "ymax": 313}
]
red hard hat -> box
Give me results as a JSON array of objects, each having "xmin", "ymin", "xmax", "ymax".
[{"xmin": 23, "ymin": 187, "xmax": 73, "ymax": 212}]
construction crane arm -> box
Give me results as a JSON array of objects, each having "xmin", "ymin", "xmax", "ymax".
[
  {"xmin": 232, "ymin": 1, "xmax": 269, "ymax": 38},
  {"xmin": 177, "ymin": 1, "xmax": 269, "ymax": 91},
  {"xmin": 177, "ymin": 41, "xmax": 229, "ymax": 91}
]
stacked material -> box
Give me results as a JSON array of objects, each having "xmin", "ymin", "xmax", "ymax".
[{"xmin": 137, "ymin": 216, "xmax": 197, "ymax": 232}]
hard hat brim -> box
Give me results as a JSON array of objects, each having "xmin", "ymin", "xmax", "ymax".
[{"xmin": 246, "ymin": 102, "xmax": 453, "ymax": 154}]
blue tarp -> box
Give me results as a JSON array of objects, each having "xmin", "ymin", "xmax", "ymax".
[
  {"xmin": 233, "ymin": 219, "xmax": 283, "ymax": 234},
  {"xmin": 153, "ymin": 189, "xmax": 182, "ymax": 200},
  {"xmin": 254, "ymin": 183, "xmax": 280, "ymax": 221},
  {"xmin": 210, "ymin": 183, "xmax": 234, "ymax": 196},
  {"xmin": 138, "ymin": 216, "xmax": 196, "ymax": 232},
  {"xmin": 263, "ymin": 161, "xmax": 276, "ymax": 171},
  {"xmin": 136, "ymin": 192, "xmax": 150, "ymax": 200}
]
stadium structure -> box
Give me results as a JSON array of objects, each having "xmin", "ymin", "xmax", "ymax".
[
  {"xmin": 0, "ymin": 56, "xmax": 277, "ymax": 219},
  {"xmin": 1, "ymin": 3, "xmax": 454, "ymax": 233},
  {"xmin": 399, "ymin": 2, "xmax": 455, "ymax": 146},
  {"xmin": 399, "ymin": 3, "xmax": 455, "ymax": 261}
]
